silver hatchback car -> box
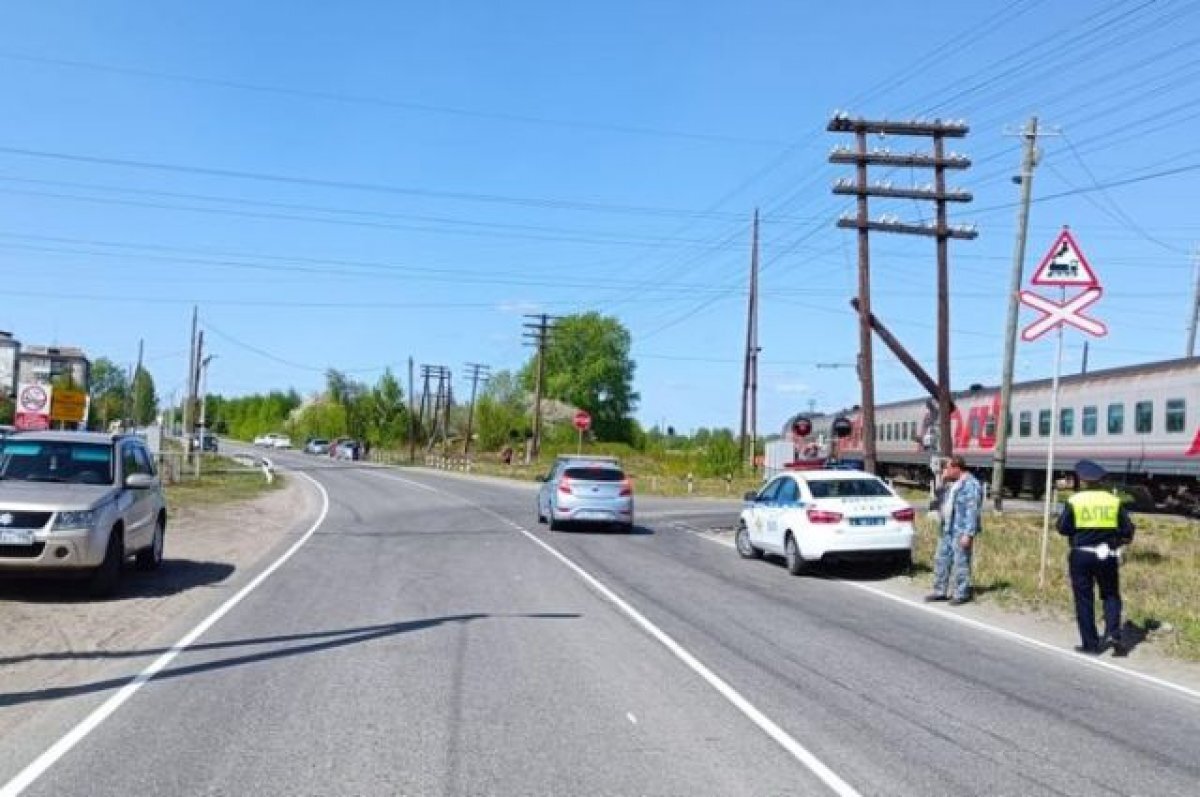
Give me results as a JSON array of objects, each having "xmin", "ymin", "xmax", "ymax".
[
  {"xmin": 0, "ymin": 431, "xmax": 167, "ymax": 595},
  {"xmin": 537, "ymin": 458, "xmax": 634, "ymax": 532}
]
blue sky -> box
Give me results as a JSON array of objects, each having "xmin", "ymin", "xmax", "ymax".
[{"xmin": 1, "ymin": 0, "xmax": 1197, "ymax": 433}]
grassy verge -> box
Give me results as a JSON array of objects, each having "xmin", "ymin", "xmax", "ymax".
[
  {"xmin": 914, "ymin": 512, "xmax": 1200, "ymax": 660},
  {"xmin": 165, "ymin": 456, "xmax": 283, "ymax": 514}
]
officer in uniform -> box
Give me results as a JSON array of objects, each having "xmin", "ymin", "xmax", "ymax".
[{"xmin": 1056, "ymin": 459, "xmax": 1135, "ymax": 656}]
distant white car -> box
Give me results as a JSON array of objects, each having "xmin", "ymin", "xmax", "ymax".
[
  {"xmin": 736, "ymin": 469, "xmax": 914, "ymax": 574},
  {"xmin": 253, "ymin": 433, "xmax": 292, "ymax": 449}
]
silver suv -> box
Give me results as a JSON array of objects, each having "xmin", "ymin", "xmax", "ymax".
[{"xmin": 0, "ymin": 431, "xmax": 167, "ymax": 595}]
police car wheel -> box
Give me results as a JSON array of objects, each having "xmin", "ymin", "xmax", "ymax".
[
  {"xmin": 785, "ymin": 534, "xmax": 809, "ymax": 576},
  {"xmin": 735, "ymin": 523, "xmax": 762, "ymax": 560}
]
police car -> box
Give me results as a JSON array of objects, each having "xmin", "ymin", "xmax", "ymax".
[{"xmin": 735, "ymin": 469, "xmax": 915, "ymax": 574}]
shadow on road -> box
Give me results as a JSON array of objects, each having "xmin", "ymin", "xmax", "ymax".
[
  {"xmin": 0, "ymin": 612, "xmax": 580, "ymax": 708},
  {"xmin": 553, "ymin": 524, "xmax": 654, "ymax": 536},
  {"xmin": 0, "ymin": 559, "xmax": 237, "ymax": 604}
]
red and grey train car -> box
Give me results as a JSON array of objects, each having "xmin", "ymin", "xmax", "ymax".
[{"xmin": 795, "ymin": 357, "xmax": 1200, "ymax": 513}]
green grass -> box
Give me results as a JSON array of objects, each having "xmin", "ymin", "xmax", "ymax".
[
  {"xmin": 165, "ymin": 456, "xmax": 283, "ymax": 514},
  {"xmin": 914, "ymin": 511, "xmax": 1200, "ymax": 660}
]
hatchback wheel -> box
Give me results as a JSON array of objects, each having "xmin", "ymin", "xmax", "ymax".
[
  {"xmin": 785, "ymin": 534, "xmax": 808, "ymax": 576},
  {"xmin": 735, "ymin": 523, "xmax": 762, "ymax": 560}
]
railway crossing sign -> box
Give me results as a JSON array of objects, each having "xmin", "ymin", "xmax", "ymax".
[
  {"xmin": 1019, "ymin": 287, "xmax": 1108, "ymax": 341},
  {"xmin": 1031, "ymin": 228, "xmax": 1099, "ymax": 288}
]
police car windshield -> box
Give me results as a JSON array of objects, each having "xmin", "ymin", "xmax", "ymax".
[{"xmin": 0, "ymin": 441, "xmax": 116, "ymax": 485}]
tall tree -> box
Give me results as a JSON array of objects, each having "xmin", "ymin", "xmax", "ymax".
[
  {"xmin": 131, "ymin": 366, "xmax": 158, "ymax": 425},
  {"xmin": 88, "ymin": 357, "xmax": 128, "ymax": 430},
  {"xmin": 520, "ymin": 312, "xmax": 639, "ymax": 442}
]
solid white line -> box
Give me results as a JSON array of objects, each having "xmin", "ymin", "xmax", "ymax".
[
  {"xmin": 363, "ymin": 470, "xmax": 861, "ymax": 796},
  {"xmin": 0, "ymin": 472, "xmax": 331, "ymax": 797},
  {"xmin": 670, "ymin": 523, "xmax": 1200, "ymax": 704}
]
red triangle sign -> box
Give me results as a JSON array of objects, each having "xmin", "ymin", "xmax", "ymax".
[{"xmin": 1031, "ymin": 229, "xmax": 1100, "ymax": 288}]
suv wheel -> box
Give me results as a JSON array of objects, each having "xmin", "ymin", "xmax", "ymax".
[
  {"xmin": 88, "ymin": 527, "xmax": 124, "ymax": 597},
  {"xmin": 136, "ymin": 518, "xmax": 165, "ymax": 571}
]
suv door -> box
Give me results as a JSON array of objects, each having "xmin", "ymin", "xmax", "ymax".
[{"xmin": 120, "ymin": 442, "xmax": 155, "ymax": 549}]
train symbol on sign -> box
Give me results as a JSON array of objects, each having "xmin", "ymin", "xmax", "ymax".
[
  {"xmin": 1045, "ymin": 242, "xmax": 1079, "ymax": 278},
  {"xmin": 1031, "ymin": 228, "xmax": 1099, "ymax": 288}
]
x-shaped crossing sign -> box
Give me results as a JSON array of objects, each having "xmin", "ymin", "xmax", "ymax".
[{"xmin": 1019, "ymin": 288, "xmax": 1107, "ymax": 341}]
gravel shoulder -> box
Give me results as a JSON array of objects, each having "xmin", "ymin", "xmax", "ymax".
[{"xmin": 0, "ymin": 474, "xmax": 320, "ymax": 744}]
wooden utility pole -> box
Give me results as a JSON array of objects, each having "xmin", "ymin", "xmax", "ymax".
[
  {"xmin": 739, "ymin": 209, "xmax": 760, "ymax": 470},
  {"xmin": 992, "ymin": 117, "xmax": 1042, "ymax": 510},
  {"xmin": 829, "ymin": 114, "xmax": 977, "ymax": 473},
  {"xmin": 182, "ymin": 306, "xmax": 198, "ymax": 442},
  {"xmin": 523, "ymin": 314, "xmax": 556, "ymax": 461},
  {"xmin": 463, "ymin": 362, "xmax": 490, "ymax": 457},
  {"xmin": 408, "ymin": 356, "xmax": 417, "ymax": 463}
]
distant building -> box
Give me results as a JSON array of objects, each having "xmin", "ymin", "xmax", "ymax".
[
  {"xmin": 0, "ymin": 332, "xmax": 19, "ymax": 397},
  {"xmin": 17, "ymin": 345, "xmax": 90, "ymax": 391}
]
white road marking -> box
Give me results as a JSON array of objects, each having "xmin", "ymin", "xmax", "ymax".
[
  {"xmin": 365, "ymin": 471, "xmax": 860, "ymax": 797},
  {"xmin": 0, "ymin": 473, "xmax": 332, "ymax": 797},
  {"xmin": 671, "ymin": 522, "xmax": 1200, "ymax": 704},
  {"xmin": 627, "ymin": 712, "xmax": 638, "ymax": 725}
]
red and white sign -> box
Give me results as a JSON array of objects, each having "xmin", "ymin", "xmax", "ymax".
[
  {"xmin": 15, "ymin": 383, "xmax": 52, "ymax": 431},
  {"xmin": 1019, "ymin": 288, "xmax": 1108, "ymax": 341},
  {"xmin": 1031, "ymin": 228, "xmax": 1099, "ymax": 288},
  {"xmin": 573, "ymin": 410, "xmax": 592, "ymax": 432}
]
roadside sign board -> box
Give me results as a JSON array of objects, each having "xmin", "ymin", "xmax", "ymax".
[
  {"xmin": 15, "ymin": 383, "xmax": 52, "ymax": 431},
  {"xmin": 1031, "ymin": 228, "xmax": 1099, "ymax": 288},
  {"xmin": 573, "ymin": 410, "xmax": 592, "ymax": 432},
  {"xmin": 51, "ymin": 388, "xmax": 88, "ymax": 423},
  {"xmin": 1019, "ymin": 287, "xmax": 1108, "ymax": 341}
]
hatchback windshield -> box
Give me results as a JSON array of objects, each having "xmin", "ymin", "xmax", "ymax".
[
  {"xmin": 807, "ymin": 478, "xmax": 892, "ymax": 499},
  {"xmin": 564, "ymin": 467, "xmax": 625, "ymax": 482},
  {"xmin": 0, "ymin": 441, "xmax": 115, "ymax": 485}
]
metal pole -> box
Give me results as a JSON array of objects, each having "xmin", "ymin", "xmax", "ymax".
[
  {"xmin": 992, "ymin": 117, "xmax": 1039, "ymax": 510},
  {"xmin": 739, "ymin": 211, "xmax": 756, "ymax": 463},
  {"xmin": 934, "ymin": 132, "xmax": 953, "ymax": 460},
  {"xmin": 531, "ymin": 316, "xmax": 548, "ymax": 460},
  {"xmin": 1038, "ymin": 290, "xmax": 1065, "ymax": 592},
  {"xmin": 749, "ymin": 211, "xmax": 760, "ymax": 472},
  {"xmin": 182, "ymin": 306, "xmax": 197, "ymax": 448},
  {"xmin": 1187, "ymin": 249, "xmax": 1200, "ymax": 357},
  {"xmin": 854, "ymin": 128, "xmax": 878, "ymax": 473}
]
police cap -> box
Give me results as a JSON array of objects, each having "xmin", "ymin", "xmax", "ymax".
[{"xmin": 1074, "ymin": 459, "xmax": 1107, "ymax": 482}]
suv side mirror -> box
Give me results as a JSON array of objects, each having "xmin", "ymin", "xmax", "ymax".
[
  {"xmin": 125, "ymin": 473, "xmax": 156, "ymax": 490},
  {"xmin": 743, "ymin": 490, "xmax": 759, "ymax": 502}
]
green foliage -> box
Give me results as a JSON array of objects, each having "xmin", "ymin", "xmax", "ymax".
[
  {"xmin": 697, "ymin": 428, "xmax": 741, "ymax": 477},
  {"xmin": 88, "ymin": 357, "xmax": 128, "ymax": 430},
  {"xmin": 519, "ymin": 312, "xmax": 639, "ymax": 444},
  {"xmin": 285, "ymin": 368, "xmax": 410, "ymax": 447},
  {"xmin": 206, "ymin": 391, "xmax": 303, "ymax": 440},
  {"xmin": 131, "ymin": 366, "xmax": 158, "ymax": 425},
  {"xmin": 475, "ymin": 370, "xmax": 528, "ymax": 450}
]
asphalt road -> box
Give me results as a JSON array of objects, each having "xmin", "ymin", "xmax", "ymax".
[{"xmin": 3, "ymin": 452, "xmax": 1199, "ymax": 796}]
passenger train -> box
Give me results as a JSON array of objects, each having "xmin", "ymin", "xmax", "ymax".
[{"xmin": 791, "ymin": 357, "xmax": 1200, "ymax": 515}]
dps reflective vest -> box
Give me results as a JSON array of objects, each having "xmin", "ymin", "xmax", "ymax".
[{"xmin": 1067, "ymin": 491, "xmax": 1122, "ymax": 531}]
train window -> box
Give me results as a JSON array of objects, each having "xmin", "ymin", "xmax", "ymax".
[
  {"xmin": 1082, "ymin": 406, "xmax": 1098, "ymax": 436},
  {"xmin": 1135, "ymin": 401, "xmax": 1153, "ymax": 434},
  {"xmin": 1038, "ymin": 410, "xmax": 1051, "ymax": 437},
  {"xmin": 1166, "ymin": 399, "xmax": 1186, "ymax": 433},
  {"xmin": 1108, "ymin": 403, "xmax": 1124, "ymax": 435},
  {"xmin": 984, "ymin": 415, "xmax": 997, "ymax": 439},
  {"xmin": 1006, "ymin": 412, "xmax": 1013, "ymax": 438},
  {"xmin": 1059, "ymin": 408, "xmax": 1074, "ymax": 436},
  {"xmin": 969, "ymin": 415, "xmax": 981, "ymax": 440},
  {"xmin": 1019, "ymin": 411, "xmax": 1032, "ymax": 437}
]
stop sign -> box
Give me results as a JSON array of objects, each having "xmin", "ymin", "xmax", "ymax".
[{"xmin": 573, "ymin": 410, "xmax": 592, "ymax": 431}]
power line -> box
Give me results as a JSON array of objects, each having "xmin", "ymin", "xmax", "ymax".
[{"xmin": 0, "ymin": 50, "xmax": 784, "ymax": 147}]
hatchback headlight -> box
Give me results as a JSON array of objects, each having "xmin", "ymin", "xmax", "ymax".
[{"xmin": 53, "ymin": 509, "xmax": 97, "ymax": 530}]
